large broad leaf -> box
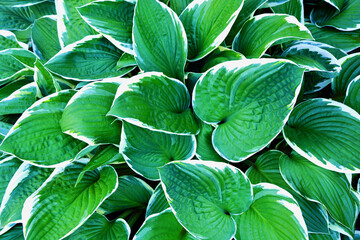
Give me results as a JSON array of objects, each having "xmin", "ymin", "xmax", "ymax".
[
  {"xmin": 98, "ymin": 176, "xmax": 153, "ymax": 215},
  {"xmin": 135, "ymin": 209, "xmax": 197, "ymax": 240},
  {"xmin": 344, "ymin": 76, "xmax": 360, "ymax": 113},
  {"xmin": 145, "ymin": 184, "xmax": 169, "ymax": 218},
  {"xmin": 0, "ymin": 163, "xmax": 53, "ymax": 227},
  {"xmin": 170, "ymin": 0, "xmax": 193, "ymax": 15},
  {"xmin": 61, "ymin": 80, "xmax": 122, "ymax": 145},
  {"xmin": 0, "ymin": 224, "xmax": 24, "ymax": 240},
  {"xmin": 0, "ymin": 82, "xmax": 37, "ymax": 115},
  {"xmin": 310, "ymin": 0, "xmax": 360, "ymax": 31},
  {"xmin": 77, "ymin": 0, "xmax": 135, "ymax": 54},
  {"xmin": 193, "ymin": 59, "xmax": 304, "ymax": 162},
  {"xmin": 0, "ymin": 90, "xmax": 87, "ymax": 167},
  {"xmin": 332, "ymin": 53, "xmax": 360, "ymax": 101},
  {"xmin": 31, "ymin": 15, "xmax": 61, "ymax": 61},
  {"xmin": 280, "ymin": 152, "xmax": 358, "ymax": 235},
  {"xmin": 108, "ymin": 72, "xmax": 199, "ymax": 135},
  {"xmin": 271, "ymin": 0, "xmax": 304, "ymax": 24},
  {"xmin": 159, "ymin": 160, "xmax": 253, "ymax": 240},
  {"xmin": 133, "ymin": 0, "xmax": 187, "ymax": 80},
  {"xmin": 179, "ymin": 0, "xmax": 243, "ymax": 61},
  {"xmin": 34, "ymin": 59, "xmax": 58, "ymax": 97},
  {"xmin": 283, "ymin": 98, "xmax": 360, "ymax": 173},
  {"xmin": 55, "ymin": 0, "xmax": 97, "ymax": 47},
  {"xmin": 306, "ymin": 23, "xmax": 360, "ymax": 52},
  {"xmin": 0, "ymin": 156, "xmax": 22, "ymax": 202},
  {"xmin": 0, "ymin": 30, "xmax": 24, "ymax": 50},
  {"xmin": 22, "ymin": 163, "xmax": 118, "ymax": 240},
  {"xmin": 120, "ymin": 122, "xmax": 196, "ymax": 180},
  {"xmin": 246, "ymin": 150, "xmax": 329, "ymax": 234},
  {"xmin": 234, "ymin": 183, "xmax": 308, "ymax": 240},
  {"xmin": 64, "ymin": 213, "xmax": 130, "ymax": 240},
  {"xmin": 233, "ymin": 14, "xmax": 313, "ymax": 58},
  {"xmin": 45, "ymin": 35, "xmax": 134, "ymax": 81}
]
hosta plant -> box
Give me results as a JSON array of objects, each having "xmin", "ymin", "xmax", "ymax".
[{"xmin": 0, "ymin": 0, "xmax": 360, "ymax": 239}]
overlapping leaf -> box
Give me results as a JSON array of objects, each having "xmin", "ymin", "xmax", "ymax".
[
  {"xmin": 145, "ymin": 184, "xmax": 169, "ymax": 218},
  {"xmin": 344, "ymin": 76, "xmax": 360, "ymax": 113}
]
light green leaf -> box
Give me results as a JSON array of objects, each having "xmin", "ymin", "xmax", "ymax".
[
  {"xmin": 0, "ymin": 30, "xmax": 24, "ymax": 50},
  {"xmin": 133, "ymin": 0, "xmax": 187, "ymax": 80},
  {"xmin": 31, "ymin": 15, "xmax": 61, "ymax": 61},
  {"xmin": 0, "ymin": 163, "xmax": 53, "ymax": 227},
  {"xmin": 61, "ymin": 80, "xmax": 122, "ymax": 145},
  {"xmin": 309, "ymin": 230, "xmax": 340, "ymax": 240},
  {"xmin": 64, "ymin": 213, "xmax": 130, "ymax": 240},
  {"xmin": 170, "ymin": 0, "xmax": 193, "ymax": 15},
  {"xmin": 201, "ymin": 46, "xmax": 244, "ymax": 72},
  {"xmin": 108, "ymin": 72, "xmax": 199, "ymax": 135},
  {"xmin": 193, "ymin": 59, "xmax": 304, "ymax": 161},
  {"xmin": 0, "ymin": 224, "xmax": 24, "ymax": 240},
  {"xmin": 280, "ymin": 152, "xmax": 358, "ymax": 234},
  {"xmin": 22, "ymin": 163, "xmax": 118, "ymax": 240},
  {"xmin": 332, "ymin": 53, "xmax": 360, "ymax": 101},
  {"xmin": 271, "ymin": 0, "xmax": 304, "ymax": 24},
  {"xmin": 180, "ymin": 0, "xmax": 243, "ymax": 61},
  {"xmin": 283, "ymin": 98, "xmax": 360, "ymax": 173},
  {"xmin": 344, "ymin": 76, "xmax": 360, "ymax": 113},
  {"xmin": 77, "ymin": 0, "xmax": 135, "ymax": 54},
  {"xmin": 0, "ymin": 90, "xmax": 87, "ymax": 167},
  {"xmin": 45, "ymin": 35, "xmax": 134, "ymax": 81},
  {"xmin": 145, "ymin": 184, "xmax": 169, "ymax": 218},
  {"xmin": 0, "ymin": 156, "xmax": 22, "ymax": 202},
  {"xmin": 98, "ymin": 176, "xmax": 153, "ymax": 215},
  {"xmin": 135, "ymin": 209, "xmax": 197, "ymax": 240},
  {"xmin": 246, "ymin": 150, "xmax": 329, "ymax": 234},
  {"xmin": 55, "ymin": 0, "xmax": 97, "ymax": 47},
  {"xmin": 0, "ymin": 82, "xmax": 37, "ymax": 115},
  {"xmin": 233, "ymin": 14, "xmax": 313, "ymax": 58},
  {"xmin": 306, "ymin": 23, "xmax": 360, "ymax": 52},
  {"xmin": 34, "ymin": 59, "xmax": 58, "ymax": 97},
  {"xmin": 120, "ymin": 122, "xmax": 195, "ymax": 180},
  {"xmin": 159, "ymin": 160, "xmax": 253, "ymax": 240},
  {"xmin": 234, "ymin": 183, "xmax": 308, "ymax": 240}
]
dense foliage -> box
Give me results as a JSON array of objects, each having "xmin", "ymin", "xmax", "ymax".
[{"xmin": 0, "ymin": 0, "xmax": 360, "ymax": 239}]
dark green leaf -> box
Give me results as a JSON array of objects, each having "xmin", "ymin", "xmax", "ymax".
[
  {"xmin": 170, "ymin": 0, "xmax": 193, "ymax": 15},
  {"xmin": 201, "ymin": 46, "xmax": 244, "ymax": 72},
  {"xmin": 145, "ymin": 184, "xmax": 169, "ymax": 218},
  {"xmin": 309, "ymin": 230, "xmax": 340, "ymax": 240},
  {"xmin": 344, "ymin": 76, "xmax": 360, "ymax": 113},
  {"xmin": 0, "ymin": 51, "xmax": 31, "ymax": 81},
  {"xmin": 34, "ymin": 59, "xmax": 58, "ymax": 97},
  {"xmin": 0, "ymin": 224, "xmax": 24, "ymax": 240},
  {"xmin": 0, "ymin": 156, "xmax": 22, "ymax": 202}
]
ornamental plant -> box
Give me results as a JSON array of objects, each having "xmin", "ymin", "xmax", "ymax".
[{"xmin": 0, "ymin": 0, "xmax": 359, "ymax": 239}]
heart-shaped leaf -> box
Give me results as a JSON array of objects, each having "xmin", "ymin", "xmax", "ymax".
[
  {"xmin": 280, "ymin": 152, "xmax": 358, "ymax": 234},
  {"xmin": 0, "ymin": 156, "xmax": 22, "ymax": 202},
  {"xmin": 233, "ymin": 14, "xmax": 313, "ymax": 58},
  {"xmin": 133, "ymin": 0, "xmax": 187, "ymax": 80},
  {"xmin": 283, "ymin": 98, "xmax": 360, "ymax": 173},
  {"xmin": 193, "ymin": 59, "xmax": 304, "ymax": 161},
  {"xmin": 108, "ymin": 72, "xmax": 199, "ymax": 135},
  {"xmin": 234, "ymin": 183, "xmax": 308, "ymax": 240},
  {"xmin": 0, "ymin": 90, "xmax": 87, "ymax": 167},
  {"xmin": 145, "ymin": 184, "xmax": 169, "ymax": 218},
  {"xmin": 120, "ymin": 122, "xmax": 196, "ymax": 180},
  {"xmin": 22, "ymin": 163, "xmax": 118, "ymax": 240},
  {"xmin": 159, "ymin": 160, "xmax": 253, "ymax": 240},
  {"xmin": 344, "ymin": 76, "xmax": 360, "ymax": 113},
  {"xmin": 180, "ymin": 0, "xmax": 243, "ymax": 61}
]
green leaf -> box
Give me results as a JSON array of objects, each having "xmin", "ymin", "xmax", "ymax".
[
  {"xmin": 309, "ymin": 231, "xmax": 340, "ymax": 240},
  {"xmin": 283, "ymin": 98, "xmax": 360, "ymax": 173},
  {"xmin": 0, "ymin": 30, "xmax": 24, "ymax": 50},
  {"xmin": 261, "ymin": 0, "xmax": 289, "ymax": 8},
  {"xmin": 233, "ymin": 14, "xmax": 313, "ymax": 58},
  {"xmin": 98, "ymin": 176, "xmax": 153, "ymax": 215},
  {"xmin": 0, "ymin": 82, "xmax": 37, "ymax": 115},
  {"xmin": 324, "ymin": 0, "xmax": 345, "ymax": 11},
  {"xmin": 0, "ymin": 49, "xmax": 36, "ymax": 68},
  {"xmin": 145, "ymin": 184, "xmax": 169, "ymax": 218},
  {"xmin": 55, "ymin": 0, "xmax": 97, "ymax": 47},
  {"xmin": 133, "ymin": 0, "xmax": 187, "ymax": 80},
  {"xmin": 64, "ymin": 213, "xmax": 130, "ymax": 240},
  {"xmin": 0, "ymin": 4, "xmax": 42, "ymax": 31},
  {"xmin": 31, "ymin": 15, "xmax": 61, "ymax": 61},
  {"xmin": 0, "ymin": 80, "xmax": 31, "ymax": 101},
  {"xmin": 0, "ymin": 90, "xmax": 87, "ymax": 167},
  {"xmin": 344, "ymin": 76, "xmax": 360, "ymax": 113},
  {"xmin": 180, "ymin": 0, "xmax": 243, "ymax": 61},
  {"xmin": 77, "ymin": 0, "xmax": 135, "ymax": 54},
  {"xmin": 61, "ymin": 80, "xmax": 122, "ymax": 145},
  {"xmin": 234, "ymin": 183, "xmax": 308, "ymax": 240},
  {"xmin": 0, "ymin": 224, "xmax": 24, "ymax": 240},
  {"xmin": 246, "ymin": 150, "xmax": 329, "ymax": 234},
  {"xmin": 108, "ymin": 72, "xmax": 199, "ymax": 135},
  {"xmin": 306, "ymin": 23, "xmax": 360, "ymax": 52},
  {"xmin": 135, "ymin": 209, "xmax": 197, "ymax": 240},
  {"xmin": 0, "ymin": 122, "xmax": 12, "ymax": 142},
  {"xmin": 310, "ymin": 0, "xmax": 360, "ymax": 31},
  {"xmin": 159, "ymin": 160, "xmax": 253, "ymax": 240},
  {"xmin": 193, "ymin": 59, "xmax": 304, "ymax": 161},
  {"xmin": 281, "ymin": 41, "xmax": 341, "ymax": 77},
  {"xmin": 280, "ymin": 152, "xmax": 358, "ymax": 234},
  {"xmin": 45, "ymin": 35, "xmax": 134, "ymax": 81},
  {"xmin": 22, "ymin": 163, "xmax": 118, "ymax": 240},
  {"xmin": 271, "ymin": 0, "xmax": 304, "ymax": 24},
  {"xmin": 120, "ymin": 122, "xmax": 195, "ymax": 180},
  {"xmin": 0, "ymin": 156, "xmax": 22, "ymax": 202},
  {"xmin": 201, "ymin": 46, "xmax": 244, "ymax": 72},
  {"xmin": 0, "ymin": 51, "xmax": 31, "ymax": 81},
  {"xmin": 170, "ymin": 0, "xmax": 193, "ymax": 15},
  {"xmin": 0, "ymin": 163, "xmax": 53, "ymax": 227},
  {"xmin": 332, "ymin": 53, "xmax": 360, "ymax": 101},
  {"xmin": 34, "ymin": 59, "xmax": 58, "ymax": 97}
]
